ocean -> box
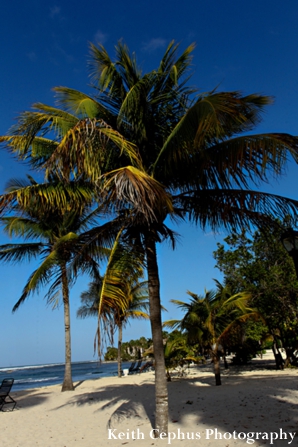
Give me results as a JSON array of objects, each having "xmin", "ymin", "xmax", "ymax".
[{"xmin": 0, "ymin": 360, "xmax": 133, "ymax": 392}]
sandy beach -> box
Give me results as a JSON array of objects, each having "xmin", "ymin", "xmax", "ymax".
[{"xmin": 1, "ymin": 353, "xmax": 298, "ymax": 447}]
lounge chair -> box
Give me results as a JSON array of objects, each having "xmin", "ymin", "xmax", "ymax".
[
  {"xmin": 0, "ymin": 378, "xmax": 16, "ymax": 411},
  {"xmin": 128, "ymin": 361, "xmax": 136, "ymax": 374},
  {"xmin": 139, "ymin": 361, "xmax": 154, "ymax": 373},
  {"xmin": 130, "ymin": 359, "xmax": 142, "ymax": 374},
  {"xmin": 112, "ymin": 361, "xmax": 136, "ymax": 376}
]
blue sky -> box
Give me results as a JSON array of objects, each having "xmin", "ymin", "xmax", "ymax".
[{"xmin": 1, "ymin": 0, "xmax": 298, "ymax": 367}]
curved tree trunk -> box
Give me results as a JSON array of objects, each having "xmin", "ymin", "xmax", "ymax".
[
  {"xmin": 118, "ymin": 322, "xmax": 123, "ymax": 378},
  {"xmin": 145, "ymin": 236, "xmax": 168, "ymax": 436},
  {"xmin": 61, "ymin": 263, "xmax": 74, "ymax": 391}
]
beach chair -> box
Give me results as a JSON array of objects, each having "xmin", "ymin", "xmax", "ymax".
[
  {"xmin": 128, "ymin": 361, "xmax": 136, "ymax": 374},
  {"xmin": 139, "ymin": 361, "xmax": 154, "ymax": 373},
  {"xmin": 0, "ymin": 378, "xmax": 16, "ymax": 411},
  {"xmin": 112, "ymin": 361, "xmax": 136, "ymax": 376},
  {"xmin": 130, "ymin": 359, "xmax": 142, "ymax": 374}
]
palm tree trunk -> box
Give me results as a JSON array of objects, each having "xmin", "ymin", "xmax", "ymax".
[
  {"xmin": 223, "ymin": 351, "xmax": 229, "ymax": 369},
  {"xmin": 212, "ymin": 350, "xmax": 221, "ymax": 386},
  {"xmin": 145, "ymin": 236, "xmax": 168, "ymax": 436},
  {"xmin": 61, "ymin": 263, "xmax": 74, "ymax": 391},
  {"xmin": 272, "ymin": 341, "xmax": 284, "ymax": 370},
  {"xmin": 118, "ymin": 322, "xmax": 123, "ymax": 378}
]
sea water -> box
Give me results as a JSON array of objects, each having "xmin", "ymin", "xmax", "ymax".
[{"xmin": 0, "ymin": 360, "xmax": 132, "ymax": 391}]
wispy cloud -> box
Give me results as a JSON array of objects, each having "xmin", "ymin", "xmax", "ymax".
[
  {"xmin": 49, "ymin": 6, "xmax": 61, "ymax": 18},
  {"xmin": 94, "ymin": 30, "xmax": 108, "ymax": 45},
  {"xmin": 27, "ymin": 51, "xmax": 37, "ymax": 61},
  {"xmin": 55, "ymin": 43, "xmax": 75, "ymax": 63},
  {"xmin": 142, "ymin": 38, "xmax": 167, "ymax": 53},
  {"xmin": 48, "ymin": 35, "xmax": 75, "ymax": 66}
]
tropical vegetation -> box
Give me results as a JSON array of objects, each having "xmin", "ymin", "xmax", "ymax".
[
  {"xmin": 104, "ymin": 336, "xmax": 153, "ymax": 362},
  {"xmin": 214, "ymin": 225, "xmax": 298, "ymax": 368},
  {"xmin": 164, "ymin": 281, "xmax": 255, "ymax": 385},
  {"xmin": 1, "ymin": 40, "xmax": 298, "ymax": 433}
]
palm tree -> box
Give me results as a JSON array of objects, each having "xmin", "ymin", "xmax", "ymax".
[
  {"xmin": 77, "ymin": 276, "xmax": 149, "ymax": 377},
  {"xmin": 77, "ymin": 237, "xmax": 149, "ymax": 377},
  {"xmin": 2, "ymin": 40, "xmax": 298, "ymax": 433},
  {"xmin": 0, "ymin": 177, "xmax": 102, "ymax": 391},
  {"xmin": 145, "ymin": 331, "xmax": 194, "ymax": 381},
  {"xmin": 165, "ymin": 281, "xmax": 254, "ymax": 385}
]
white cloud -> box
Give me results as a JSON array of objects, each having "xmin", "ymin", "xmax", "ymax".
[
  {"xmin": 142, "ymin": 38, "xmax": 167, "ymax": 53},
  {"xmin": 94, "ymin": 30, "xmax": 108, "ymax": 45},
  {"xmin": 49, "ymin": 6, "xmax": 61, "ymax": 18}
]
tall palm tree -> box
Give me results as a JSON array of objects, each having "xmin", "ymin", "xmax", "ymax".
[
  {"xmin": 0, "ymin": 177, "xmax": 102, "ymax": 391},
  {"xmin": 165, "ymin": 281, "xmax": 254, "ymax": 385},
  {"xmin": 2, "ymin": 41, "xmax": 298, "ymax": 433}
]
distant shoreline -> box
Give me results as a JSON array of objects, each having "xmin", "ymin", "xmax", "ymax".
[
  {"xmin": 0, "ymin": 359, "xmax": 124, "ymax": 392},
  {"xmin": 0, "ymin": 359, "xmax": 117, "ymax": 371}
]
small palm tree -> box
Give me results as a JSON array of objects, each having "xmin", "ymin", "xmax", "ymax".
[
  {"xmin": 77, "ymin": 236, "xmax": 149, "ymax": 377},
  {"xmin": 144, "ymin": 331, "xmax": 196, "ymax": 381},
  {"xmin": 165, "ymin": 281, "xmax": 254, "ymax": 385}
]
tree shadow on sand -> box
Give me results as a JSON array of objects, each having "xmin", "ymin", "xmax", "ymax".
[
  {"xmin": 10, "ymin": 389, "xmax": 52, "ymax": 409},
  {"xmin": 166, "ymin": 367, "xmax": 298, "ymax": 446},
  {"xmin": 53, "ymin": 378, "xmax": 157, "ymax": 428},
  {"xmin": 46, "ymin": 364, "xmax": 298, "ymax": 446}
]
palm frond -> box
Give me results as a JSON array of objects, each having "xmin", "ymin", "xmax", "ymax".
[
  {"xmin": 196, "ymin": 133, "xmax": 298, "ymax": 190},
  {"xmin": 0, "ymin": 243, "xmax": 43, "ymax": 263},
  {"xmin": 102, "ymin": 166, "xmax": 174, "ymax": 223},
  {"xmin": 0, "ymin": 216, "xmax": 50, "ymax": 240},
  {"xmin": 153, "ymin": 41, "xmax": 196, "ymax": 105},
  {"xmin": 117, "ymin": 75, "xmax": 153, "ymax": 134},
  {"xmin": 152, "ymin": 92, "xmax": 280, "ymax": 180},
  {"xmin": 7, "ymin": 105, "xmax": 78, "ymax": 149},
  {"xmin": 218, "ymin": 311, "xmax": 261, "ymax": 344},
  {"xmin": 162, "ymin": 319, "xmax": 182, "ymax": 329},
  {"xmin": 115, "ymin": 41, "xmax": 142, "ymax": 90},
  {"xmin": 97, "ymin": 230, "xmax": 129, "ymax": 316},
  {"xmin": 176, "ymin": 189, "xmax": 298, "ymax": 231},
  {"xmin": 53, "ymin": 87, "xmax": 110, "ymax": 120},
  {"xmin": 46, "ymin": 118, "xmax": 142, "ymax": 181},
  {"xmin": 11, "ymin": 252, "xmax": 59, "ymax": 312},
  {"xmin": 0, "ymin": 180, "xmax": 94, "ymax": 215},
  {"xmin": 88, "ymin": 42, "xmax": 126, "ymax": 101},
  {"xmin": 0, "ymin": 136, "xmax": 58, "ymax": 167}
]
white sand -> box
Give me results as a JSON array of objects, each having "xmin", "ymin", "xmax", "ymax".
[{"xmin": 1, "ymin": 353, "xmax": 298, "ymax": 447}]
